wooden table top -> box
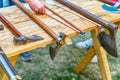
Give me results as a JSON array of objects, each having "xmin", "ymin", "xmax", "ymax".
[{"xmin": 0, "ymin": 0, "xmax": 120, "ymax": 57}]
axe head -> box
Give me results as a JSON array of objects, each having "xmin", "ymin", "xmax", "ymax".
[
  {"xmin": 102, "ymin": 3, "xmax": 120, "ymax": 13},
  {"xmin": 49, "ymin": 32, "xmax": 66, "ymax": 60},
  {"xmin": 14, "ymin": 35, "xmax": 43, "ymax": 44},
  {"xmin": 97, "ymin": 31, "xmax": 118, "ymax": 57},
  {"xmin": 49, "ymin": 46, "xmax": 59, "ymax": 60},
  {"xmin": 27, "ymin": 35, "xmax": 44, "ymax": 42}
]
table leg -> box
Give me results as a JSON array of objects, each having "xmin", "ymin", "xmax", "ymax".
[
  {"xmin": 91, "ymin": 29, "xmax": 112, "ymax": 80},
  {"xmin": 74, "ymin": 29, "xmax": 112, "ymax": 80},
  {"xmin": 74, "ymin": 47, "xmax": 95, "ymax": 73},
  {"xmin": 0, "ymin": 55, "xmax": 19, "ymax": 80}
]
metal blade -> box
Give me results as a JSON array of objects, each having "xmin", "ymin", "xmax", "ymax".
[
  {"xmin": 49, "ymin": 32, "xmax": 66, "ymax": 60},
  {"xmin": 14, "ymin": 35, "xmax": 43, "ymax": 44},
  {"xmin": 49, "ymin": 46, "xmax": 56, "ymax": 60},
  {"xmin": 102, "ymin": 4, "xmax": 120, "ymax": 13},
  {"xmin": 49, "ymin": 44, "xmax": 61, "ymax": 60},
  {"xmin": 27, "ymin": 35, "xmax": 44, "ymax": 41},
  {"xmin": 97, "ymin": 31, "xmax": 118, "ymax": 57}
]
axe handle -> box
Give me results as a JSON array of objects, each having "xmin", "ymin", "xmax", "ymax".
[
  {"xmin": 98, "ymin": 0, "xmax": 117, "ymax": 5},
  {"xmin": 13, "ymin": 0, "xmax": 57, "ymax": 40},
  {"xmin": 0, "ymin": 13, "xmax": 22, "ymax": 37},
  {"xmin": 45, "ymin": 5, "xmax": 84, "ymax": 33},
  {"xmin": 56, "ymin": 0, "xmax": 117, "ymax": 30}
]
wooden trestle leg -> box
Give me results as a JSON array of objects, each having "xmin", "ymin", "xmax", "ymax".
[{"xmin": 74, "ymin": 28, "xmax": 112, "ymax": 80}]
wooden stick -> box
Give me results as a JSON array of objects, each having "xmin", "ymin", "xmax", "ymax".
[
  {"xmin": 13, "ymin": 0, "xmax": 57, "ymax": 39},
  {"xmin": 98, "ymin": 0, "xmax": 116, "ymax": 5},
  {"xmin": 0, "ymin": 13, "xmax": 22, "ymax": 37},
  {"xmin": 45, "ymin": 5, "xmax": 84, "ymax": 33},
  {"xmin": 46, "ymin": 13, "xmax": 80, "ymax": 33},
  {"xmin": 56, "ymin": 0, "xmax": 117, "ymax": 30}
]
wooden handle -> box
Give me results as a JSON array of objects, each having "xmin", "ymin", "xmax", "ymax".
[
  {"xmin": 13, "ymin": 0, "xmax": 57, "ymax": 39},
  {"xmin": 0, "ymin": 13, "xmax": 22, "ymax": 37},
  {"xmin": 46, "ymin": 13, "xmax": 80, "ymax": 33},
  {"xmin": 98, "ymin": 0, "xmax": 116, "ymax": 5},
  {"xmin": 56, "ymin": 0, "xmax": 117, "ymax": 30},
  {"xmin": 45, "ymin": 5, "xmax": 84, "ymax": 33}
]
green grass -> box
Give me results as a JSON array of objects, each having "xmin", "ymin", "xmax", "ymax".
[{"xmin": 15, "ymin": 30, "xmax": 120, "ymax": 80}]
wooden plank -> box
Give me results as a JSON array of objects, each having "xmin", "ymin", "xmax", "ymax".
[{"xmin": 67, "ymin": 0, "xmax": 120, "ymax": 23}]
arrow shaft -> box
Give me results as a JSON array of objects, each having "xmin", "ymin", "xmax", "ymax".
[{"xmin": 0, "ymin": 13, "xmax": 22, "ymax": 37}]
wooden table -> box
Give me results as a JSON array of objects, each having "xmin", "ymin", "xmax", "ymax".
[{"xmin": 0, "ymin": 0, "xmax": 120, "ymax": 80}]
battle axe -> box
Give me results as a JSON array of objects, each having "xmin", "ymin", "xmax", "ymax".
[
  {"xmin": 0, "ymin": 13, "xmax": 43, "ymax": 44},
  {"xmin": 13, "ymin": 0, "xmax": 67, "ymax": 60},
  {"xmin": 56, "ymin": 0, "xmax": 118, "ymax": 57}
]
